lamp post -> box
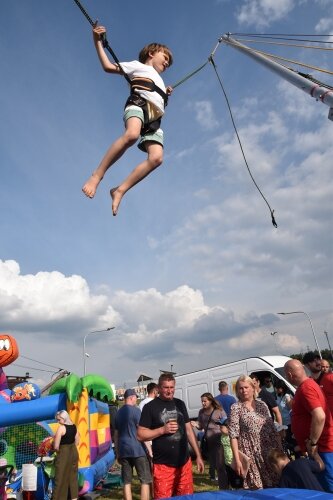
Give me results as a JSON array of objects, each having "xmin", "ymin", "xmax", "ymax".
[
  {"xmin": 277, "ymin": 311, "xmax": 322, "ymax": 358},
  {"xmin": 324, "ymin": 331, "xmax": 333, "ymax": 360},
  {"xmin": 270, "ymin": 331, "xmax": 278, "ymax": 353},
  {"xmin": 83, "ymin": 327, "xmax": 115, "ymax": 376}
]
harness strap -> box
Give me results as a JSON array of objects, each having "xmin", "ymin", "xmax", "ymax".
[
  {"xmin": 125, "ymin": 94, "xmax": 161, "ymax": 136},
  {"xmin": 131, "ymin": 77, "xmax": 168, "ymax": 105}
]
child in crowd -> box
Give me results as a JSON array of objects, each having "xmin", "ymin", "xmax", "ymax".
[
  {"xmin": 0, "ymin": 458, "xmax": 12, "ymax": 500},
  {"xmin": 220, "ymin": 422, "xmax": 244, "ymax": 489},
  {"xmin": 82, "ymin": 25, "xmax": 173, "ymax": 216},
  {"xmin": 269, "ymin": 448, "xmax": 325, "ymax": 491}
]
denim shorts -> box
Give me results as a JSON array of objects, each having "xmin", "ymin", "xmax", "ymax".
[
  {"xmin": 124, "ymin": 105, "xmax": 164, "ymax": 151},
  {"xmin": 120, "ymin": 456, "xmax": 152, "ymax": 485}
]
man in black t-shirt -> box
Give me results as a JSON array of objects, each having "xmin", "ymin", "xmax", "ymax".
[{"xmin": 138, "ymin": 373, "xmax": 204, "ymax": 499}]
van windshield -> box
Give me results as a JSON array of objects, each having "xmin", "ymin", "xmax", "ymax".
[{"xmin": 275, "ymin": 366, "xmax": 288, "ymax": 379}]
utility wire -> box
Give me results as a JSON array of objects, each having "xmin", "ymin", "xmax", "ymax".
[
  {"xmin": 20, "ymin": 355, "xmax": 63, "ymax": 371},
  {"xmin": 11, "ymin": 363, "xmax": 57, "ymax": 374}
]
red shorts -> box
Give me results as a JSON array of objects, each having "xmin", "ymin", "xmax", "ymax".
[{"xmin": 153, "ymin": 458, "xmax": 193, "ymax": 499}]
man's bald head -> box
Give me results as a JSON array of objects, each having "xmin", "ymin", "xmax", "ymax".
[{"xmin": 284, "ymin": 359, "xmax": 307, "ymax": 387}]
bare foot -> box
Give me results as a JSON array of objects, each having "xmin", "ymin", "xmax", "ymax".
[
  {"xmin": 110, "ymin": 187, "xmax": 123, "ymax": 216},
  {"xmin": 82, "ymin": 173, "xmax": 102, "ymax": 198}
]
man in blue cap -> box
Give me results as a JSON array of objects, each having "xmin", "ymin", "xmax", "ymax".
[{"xmin": 115, "ymin": 388, "xmax": 152, "ymax": 500}]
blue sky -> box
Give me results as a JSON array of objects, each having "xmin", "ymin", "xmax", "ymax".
[{"xmin": 1, "ymin": 0, "xmax": 332, "ymax": 388}]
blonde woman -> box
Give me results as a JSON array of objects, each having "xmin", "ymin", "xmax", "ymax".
[
  {"xmin": 52, "ymin": 410, "xmax": 79, "ymax": 500},
  {"xmin": 229, "ymin": 375, "xmax": 282, "ymax": 489}
]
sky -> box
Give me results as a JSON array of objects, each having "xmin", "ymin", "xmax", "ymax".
[{"xmin": 1, "ymin": 0, "xmax": 332, "ymax": 389}]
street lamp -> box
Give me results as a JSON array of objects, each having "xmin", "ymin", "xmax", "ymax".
[
  {"xmin": 270, "ymin": 331, "xmax": 278, "ymax": 353},
  {"xmin": 277, "ymin": 311, "xmax": 322, "ymax": 358},
  {"xmin": 83, "ymin": 327, "xmax": 115, "ymax": 376},
  {"xmin": 324, "ymin": 331, "xmax": 333, "ymax": 360}
]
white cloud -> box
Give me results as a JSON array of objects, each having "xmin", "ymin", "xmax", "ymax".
[
  {"xmin": 237, "ymin": 0, "xmax": 295, "ymax": 28},
  {"xmin": 1, "ymin": 258, "xmax": 331, "ymax": 388},
  {"xmin": 112, "ymin": 285, "xmax": 209, "ymax": 331},
  {"xmin": 315, "ymin": 17, "xmax": 333, "ymax": 32},
  {"xmin": 0, "ymin": 259, "xmax": 119, "ymax": 333},
  {"xmin": 193, "ymin": 100, "xmax": 219, "ymax": 130}
]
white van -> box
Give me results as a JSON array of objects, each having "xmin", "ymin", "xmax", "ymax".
[{"xmin": 174, "ymin": 355, "xmax": 294, "ymax": 418}]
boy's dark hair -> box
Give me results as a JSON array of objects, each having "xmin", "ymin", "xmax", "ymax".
[
  {"xmin": 139, "ymin": 43, "xmax": 173, "ymax": 66},
  {"xmin": 147, "ymin": 382, "xmax": 158, "ymax": 393},
  {"xmin": 268, "ymin": 448, "xmax": 287, "ymax": 464}
]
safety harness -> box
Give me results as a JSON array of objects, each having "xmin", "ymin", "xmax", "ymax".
[
  {"xmin": 130, "ymin": 77, "xmax": 168, "ymax": 104},
  {"xmin": 126, "ymin": 77, "xmax": 169, "ymax": 135}
]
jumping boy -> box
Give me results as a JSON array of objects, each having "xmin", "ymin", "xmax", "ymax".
[{"xmin": 82, "ymin": 25, "xmax": 173, "ymax": 215}]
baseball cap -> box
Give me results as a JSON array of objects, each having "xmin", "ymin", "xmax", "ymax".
[
  {"xmin": 124, "ymin": 388, "xmax": 137, "ymax": 399},
  {"xmin": 302, "ymin": 351, "xmax": 320, "ymax": 364}
]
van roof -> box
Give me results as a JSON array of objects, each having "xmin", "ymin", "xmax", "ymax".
[{"xmin": 175, "ymin": 355, "xmax": 291, "ymax": 377}]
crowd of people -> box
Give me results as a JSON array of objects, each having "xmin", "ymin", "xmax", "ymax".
[{"xmin": 110, "ymin": 354, "xmax": 333, "ymax": 499}]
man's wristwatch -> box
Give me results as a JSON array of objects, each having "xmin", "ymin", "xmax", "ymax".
[{"xmin": 308, "ymin": 439, "xmax": 317, "ymax": 446}]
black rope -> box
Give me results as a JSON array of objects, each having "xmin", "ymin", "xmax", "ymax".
[
  {"xmin": 209, "ymin": 55, "xmax": 277, "ymax": 228},
  {"xmin": 73, "ymin": 0, "xmax": 131, "ymax": 84}
]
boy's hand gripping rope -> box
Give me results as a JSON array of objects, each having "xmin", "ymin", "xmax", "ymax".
[{"xmin": 73, "ymin": 0, "xmax": 131, "ymax": 85}]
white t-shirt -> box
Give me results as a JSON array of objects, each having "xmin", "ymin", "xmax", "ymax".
[
  {"xmin": 120, "ymin": 60, "xmax": 166, "ymax": 114},
  {"xmin": 139, "ymin": 396, "xmax": 154, "ymax": 411}
]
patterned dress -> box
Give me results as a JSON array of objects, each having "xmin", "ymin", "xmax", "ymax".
[{"xmin": 229, "ymin": 399, "xmax": 282, "ymax": 489}]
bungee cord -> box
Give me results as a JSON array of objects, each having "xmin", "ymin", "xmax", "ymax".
[
  {"xmin": 73, "ymin": 0, "xmax": 131, "ymax": 85},
  {"xmin": 229, "ymin": 33, "xmax": 333, "ymax": 44},
  {"xmin": 208, "ymin": 54, "xmax": 278, "ymax": 228},
  {"xmin": 233, "ymin": 38, "xmax": 333, "ymax": 52},
  {"xmin": 246, "ymin": 47, "xmax": 333, "ymax": 76}
]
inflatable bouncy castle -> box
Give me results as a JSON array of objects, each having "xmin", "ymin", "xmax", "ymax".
[
  {"xmin": 0, "ymin": 335, "xmax": 115, "ymax": 497},
  {"xmin": 0, "ymin": 334, "xmax": 19, "ymax": 391}
]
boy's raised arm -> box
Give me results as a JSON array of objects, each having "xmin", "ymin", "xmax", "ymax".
[{"xmin": 93, "ymin": 25, "xmax": 122, "ymax": 74}]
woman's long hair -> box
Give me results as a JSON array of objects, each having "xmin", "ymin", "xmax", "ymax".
[
  {"xmin": 201, "ymin": 392, "xmax": 222, "ymax": 411},
  {"xmin": 55, "ymin": 410, "xmax": 73, "ymax": 425}
]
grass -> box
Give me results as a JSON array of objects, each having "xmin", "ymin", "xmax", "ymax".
[{"xmin": 97, "ymin": 463, "xmax": 219, "ymax": 499}]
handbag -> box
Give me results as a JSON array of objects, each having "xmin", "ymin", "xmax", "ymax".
[
  {"xmin": 200, "ymin": 410, "xmax": 214, "ymax": 460},
  {"xmin": 200, "ymin": 436, "xmax": 209, "ymax": 460},
  {"xmin": 230, "ymin": 450, "xmax": 251, "ymax": 479}
]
